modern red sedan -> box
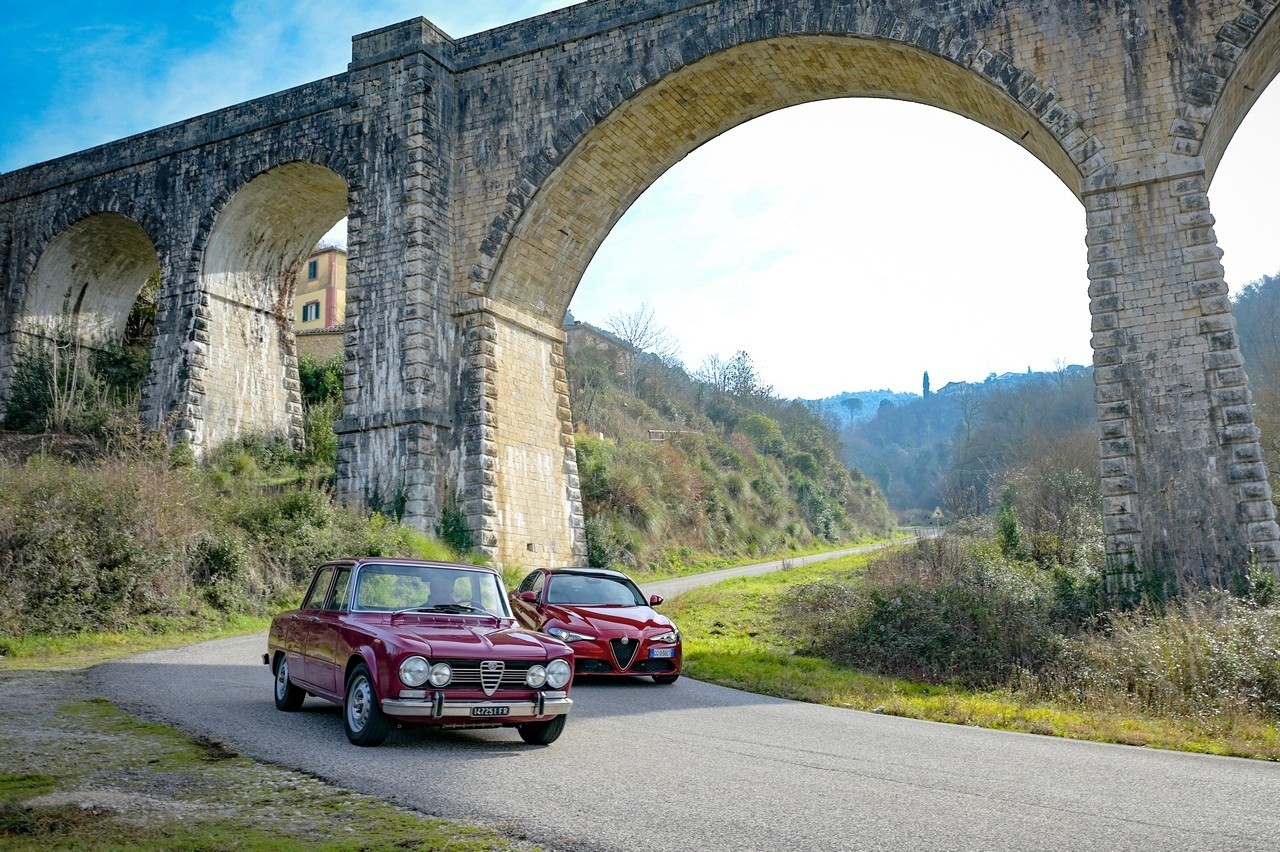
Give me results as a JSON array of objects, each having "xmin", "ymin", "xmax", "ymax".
[{"xmin": 510, "ymin": 567, "xmax": 682, "ymax": 684}]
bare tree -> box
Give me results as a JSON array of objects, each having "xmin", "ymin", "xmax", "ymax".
[{"xmin": 606, "ymin": 302, "xmax": 679, "ymax": 395}]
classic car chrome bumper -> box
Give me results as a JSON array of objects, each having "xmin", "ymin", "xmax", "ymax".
[{"xmin": 381, "ymin": 691, "xmax": 572, "ymax": 720}]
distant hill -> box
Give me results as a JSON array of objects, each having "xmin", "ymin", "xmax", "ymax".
[
  {"xmin": 805, "ymin": 390, "xmax": 920, "ymax": 426},
  {"xmin": 819, "ymin": 365, "xmax": 1094, "ymax": 520},
  {"xmin": 804, "ymin": 366, "xmax": 1090, "ymax": 428}
]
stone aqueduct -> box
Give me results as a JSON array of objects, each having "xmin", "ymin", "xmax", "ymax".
[{"xmin": 2, "ymin": 0, "xmax": 1279, "ymax": 581}]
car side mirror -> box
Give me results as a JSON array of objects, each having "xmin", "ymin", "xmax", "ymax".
[
  {"xmin": 649, "ymin": 594, "xmax": 664, "ymax": 606},
  {"xmin": 518, "ymin": 591, "xmax": 538, "ymax": 603}
]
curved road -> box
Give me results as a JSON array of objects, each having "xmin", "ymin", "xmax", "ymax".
[{"xmin": 87, "ymin": 545, "xmax": 1280, "ymax": 851}]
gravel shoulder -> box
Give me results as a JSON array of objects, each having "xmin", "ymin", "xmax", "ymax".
[{"xmin": 0, "ymin": 668, "xmax": 528, "ymax": 850}]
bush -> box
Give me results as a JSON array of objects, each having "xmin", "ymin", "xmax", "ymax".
[
  {"xmin": 0, "ymin": 453, "xmax": 460, "ymax": 637},
  {"xmin": 776, "ymin": 535, "xmax": 1097, "ymax": 688},
  {"xmin": 1031, "ymin": 596, "xmax": 1280, "ymax": 721},
  {"xmin": 0, "ymin": 458, "xmax": 200, "ymax": 634},
  {"xmin": 298, "ymin": 354, "xmax": 344, "ymax": 407}
]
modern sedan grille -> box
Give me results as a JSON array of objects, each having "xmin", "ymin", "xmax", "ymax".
[{"xmin": 609, "ymin": 638, "xmax": 639, "ymax": 669}]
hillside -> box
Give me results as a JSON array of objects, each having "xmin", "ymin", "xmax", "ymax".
[
  {"xmin": 563, "ymin": 326, "xmax": 896, "ymax": 571},
  {"xmin": 833, "ymin": 365, "xmax": 1096, "ymax": 523}
]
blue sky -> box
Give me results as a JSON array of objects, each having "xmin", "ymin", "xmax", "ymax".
[{"xmin": 3, "ymin": 2, "xmax": 1278, "ymax": 397}]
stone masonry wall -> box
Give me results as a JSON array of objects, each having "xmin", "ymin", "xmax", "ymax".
[{"xmin": 1, "ymin": 1, "xmax": 1279, "ymax": 576}]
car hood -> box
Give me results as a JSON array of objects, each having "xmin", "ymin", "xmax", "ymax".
[
  {"xmin": 376, "ymin": 616, "xmax": 570, "ymax": 660},
  {"xmin": 545, "ymin": 604, "xmax": 674, "ymax": 636}
]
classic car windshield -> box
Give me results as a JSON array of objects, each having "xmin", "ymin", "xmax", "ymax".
[
  {"xmin": 353, "ymin": 563, "xmax": 509, "ymax": 616},
  {"xmin": 546, "ymin": 574, "xmax": 645, "ymax": 606}
]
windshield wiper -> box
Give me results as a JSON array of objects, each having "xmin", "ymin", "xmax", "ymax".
[{"xmin": 393, "ymin": 603, "xmax": 489, "ymax": 617}]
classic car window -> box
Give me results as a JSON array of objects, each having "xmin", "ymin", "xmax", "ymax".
[
  {"xmin": 354, "ymin": 564, "xmax": 509, "ymax": 616},
  {"xmin": 325, "ymin": 567, "xmax": 352, "ymax": 612},
  {"xmin": 547, "ymin": 574, "xmax": 645, "ymax": 606},
  {"xmin": 301, "ymin": 566, "xmax": 335, "ymax": 610}
]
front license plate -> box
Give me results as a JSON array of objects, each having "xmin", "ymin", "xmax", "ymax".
[
  {"xmin": 471, "ymin": 706, "xmax": 509, "ymax": 717},
  {"xmin": 649, "ymin": 648, "xmax": 675, "ymax": 659}
]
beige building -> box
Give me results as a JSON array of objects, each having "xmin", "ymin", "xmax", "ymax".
[
  {"xmin": 295, "ymin": 246, "xmax": 346, "ymax": 331},
  {"xmin": 295, "ymin": 247, "xmax": 346, "ymax": 360}
]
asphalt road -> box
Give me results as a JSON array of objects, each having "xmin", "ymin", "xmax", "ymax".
[
  {"xmin": 84, "ymin": 542, "xmax": 1280, "ymax": 851},
  {"xmin": 640, "ymin": 540, "xmax": 906, "ymax": 599}
]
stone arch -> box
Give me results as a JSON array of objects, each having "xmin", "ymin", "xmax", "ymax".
[
  {"xmin": 477, "ymin": 33, "xmax": 1099, "ymax": 321},
  {"xmin": 1173, "ymin": 2, "xmax": 1280, "ymax": 180},
  {"xmin": 22, "ymin": 211, "xmax": 160, "ymax": 344},
  {"xmin": 456, "ymin": 29, "xmax": 1100, "ymax": 568},
  {"xmin": 193, "ymin": 161, "xmax": 348, "ymax": 450}
]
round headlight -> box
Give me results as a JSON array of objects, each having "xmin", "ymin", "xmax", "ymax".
[
  {"xmin": 525, "ymin": 664, "xmax": 548, "ymax": 688},
  {"xmin": 546, "ymin": 658, "xmax": 571, "ymax": 689},
  {"xmin": 399, "ymin": 656, "xmax": 430, "ymax": 687},
  {"xmin": 428, "ymin": 662, "xmax": 453, "ymax": 687}
]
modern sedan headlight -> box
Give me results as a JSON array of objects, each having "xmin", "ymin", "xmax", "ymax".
[
  {"xmin": 547, "ymin": 625, "xmax": 595, "ymax": 642},
  {"xmin": 652, "ymin": 629, "xmax": 680, "ymax": 644},
  {"xmin": 545, "ymin": 658, "xmax": 571, "ymax": 689},
  {"xmin": 399, "ymin": 655, "xmax": 430, "ymax": 687}
]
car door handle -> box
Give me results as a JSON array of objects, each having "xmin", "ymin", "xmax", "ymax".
[{"xmin": 309, "ymin": 616, "xmax": 320, "ymax": 623}]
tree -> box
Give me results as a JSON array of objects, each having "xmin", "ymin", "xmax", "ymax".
[
  {"xmin": 725, "ymin": 351, "xmax": 772, "ymax": 399},
  {"xmin": 922, "ymin": 371, "xmax": 931, "ymax": 397},
  {"xmin": 606, "ymin": 302, "xmax": 678, "ymax": 396}
]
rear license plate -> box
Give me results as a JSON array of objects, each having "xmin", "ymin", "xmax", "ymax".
[
  {"xmin": 649, "ymin": 648, "xmax": 675, "ymax": 659},
  {"xmin": 471, "ymin": 706, "xmax": 509, "ymax": 717}
]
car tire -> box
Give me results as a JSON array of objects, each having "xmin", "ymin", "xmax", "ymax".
[
  {"xmin": 517, "ymin": 713, "xmax": 566, "ymax": 745},
  {"xmin": 273, "ymin": 655, "xmax": 306, "ymax": 711},
  {"xmin": 343, "ymin": 663, "xmax": 391, "ymax": 746},
  {"xmin": 652, "ymin": 673, "xmax": 680, "ymax": 685}
]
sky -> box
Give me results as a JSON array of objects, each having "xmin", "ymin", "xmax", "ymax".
[{"xmin": 2, "ymin": 1, "xmax": 1277, "ymax": 398}]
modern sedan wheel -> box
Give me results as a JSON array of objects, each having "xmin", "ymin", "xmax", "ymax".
[
  {"xmin": 343, "ymin": 663, "xmax": 391, "ymax": 746},
  {"xmin": 273, "ymin": 655, "xmax": 306, "ymax": 711}
]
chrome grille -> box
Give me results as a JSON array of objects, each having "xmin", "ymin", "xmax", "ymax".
[
  {"xmin": 444, "ymin": 660, "xmax": 531, "ymax": 690},
  {"xmin": 480, "ymin": 660, "xmax": 504, "ymax": 695}
]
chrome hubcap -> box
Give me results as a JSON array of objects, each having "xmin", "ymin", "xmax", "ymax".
[
  {"xmin": 348, "ymin": 676, "xmax": 372, "ymax": 732},
  {"xmin": 275, "ymin": 659, "xmax": 289, "ymax": 698}
]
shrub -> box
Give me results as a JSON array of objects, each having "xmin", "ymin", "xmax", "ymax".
[
  {"xmin": 1031, "ymin": 596, "xmax": 1280, "ymax": 721},
  {"xmin": 298, "ymin": 354, "xmax": 344, "ymax": 407},
  {"xmin": 0, "ymin": 453, "xmax": 459, "ymax": 636},
  {"xmin": 777, "ymin": 535, "xmax": 1090, "ymax": 688}
]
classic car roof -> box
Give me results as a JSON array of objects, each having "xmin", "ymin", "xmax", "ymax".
[{"xmin": 327, "ymin": 557, "xmax": 499, "ymax": 575}]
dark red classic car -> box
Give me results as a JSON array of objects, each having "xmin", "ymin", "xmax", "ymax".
[
  {"xmin": 510, "ymin": 567, "xmax": 682, "ymax": 684},
  {"xmin": 265, "ymin": 558, "xmax": 573, "ymax": 746}
]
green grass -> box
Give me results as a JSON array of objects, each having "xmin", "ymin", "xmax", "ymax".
[
  {"xmin": 0, "ymin": 612, "xmax": 275, "ymax": 671},
  {"xmin": 666, "ymin": 551, "xmax": 1280, "ymax": 761}
]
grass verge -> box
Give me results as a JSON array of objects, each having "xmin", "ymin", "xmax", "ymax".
[
  {"xmin": 665, "ymin": 551, "xmax": 1280, "ymax": 761},
  {"xmin": 0, "ymin": 671, "xmax": 530, "ymax": 851},
  {"xmin": 0, "ymin": 613, "xmax": 276, "ymax": 672}
]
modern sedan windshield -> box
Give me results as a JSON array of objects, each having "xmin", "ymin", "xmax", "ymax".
[{"xmin": 546, "ymin": 574, "xmax": 645, "ymax": 606}]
